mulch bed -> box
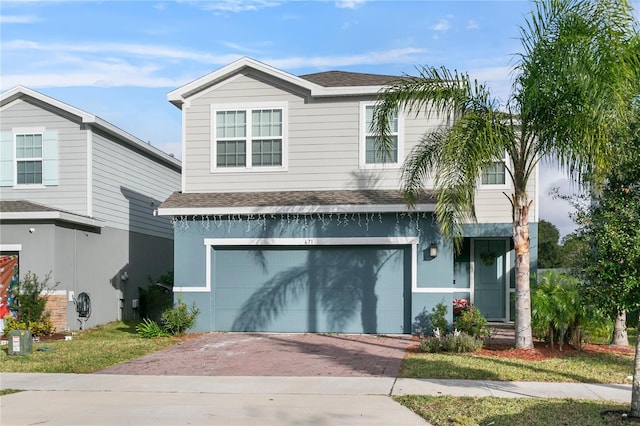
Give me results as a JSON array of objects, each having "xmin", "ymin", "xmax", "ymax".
[{"xmin": 408, "ymin": 340, "xmax": 636, "ymax": 361}]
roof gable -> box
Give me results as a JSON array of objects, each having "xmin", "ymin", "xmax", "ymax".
[{"xmin": 168, "ymin": 57, "xmax": 399, "ymax": 108}]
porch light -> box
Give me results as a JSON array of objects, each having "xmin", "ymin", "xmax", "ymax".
[
  {"xmin": 423, "ymin": 243, "xmax": 438, "ymax": 260},
  {"xmin": 429, "ymin": 243, "xmax": 438, "ymax": 258}
]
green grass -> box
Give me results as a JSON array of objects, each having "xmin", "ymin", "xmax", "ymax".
[
  {"xmin": 0, "ymin": 389, "xmax": 21, "ymax": 396},
  {"xmin": 0, "ymin": 321, "xmax": 180, "ymax": 373},
  {"xmin": 395, "ymin": 395, "xmax": 632, "ymax": 426},
  {"xmin": 400, "ymin": 350, "xmax": 634, "ymax": 383}
]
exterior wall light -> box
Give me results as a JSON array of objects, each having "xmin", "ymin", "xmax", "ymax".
[{"xmin": 423, "ymin": 243, "xmax": 438, "ymax": 260}]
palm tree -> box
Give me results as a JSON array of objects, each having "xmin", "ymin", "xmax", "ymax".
[{"xmin": 372, "ymin": 0, "xmax": 638, "ymax": 349}]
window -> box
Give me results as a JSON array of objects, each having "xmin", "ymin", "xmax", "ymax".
[
  {"xmin": 481, "ymin": 153, "xmax": 507, "ymax": 186},
  {"xmin": 360, "ymin": 102, "xmax": 402, "ymax": 169},
  {"xmin": 16, "ymin": 133, "xmax": 43, "ymax": 185},
  {"xmin": 212, "ymin": 104, "xmax": 286, "ymax": 171},
  {"xmin": 0, "ymin": 129, "xmax": 57, "ymax": 187}
]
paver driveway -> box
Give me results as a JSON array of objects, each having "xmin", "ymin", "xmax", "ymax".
[{"xmin": 98, "ymin": 333, "xmax": 412, "ymax": 377}]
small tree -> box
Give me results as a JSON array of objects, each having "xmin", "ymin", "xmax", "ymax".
[
  {"xmin": 8, "ymin": 271, "xmax": 57, "ymax": 324},
  {"xmin": 573, "ymin": 107, "xmax": 640, "ymax": 416}
]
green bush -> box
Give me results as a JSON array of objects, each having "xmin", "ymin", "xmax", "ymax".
[
  {"xmin": 4, "ymin": 317, "xmax": 55, "ymax": 337},
  {"xmin": 8, "ymin": 271, "xmax": 58, "ymax": 325},
  {"xmin": 420, "ymin": 332, "xmax": 483, "ymax": 353},
  {"xmin": 532, "ymin": 271, "xmax": 611, "ymax": 349},
  {"xmin": 412, "ymin": 301, "xmax": 449, "ymax": 337},
  {"xmin": 138, "ymin": 271, "xmax": 174, "ymax": 323},
  {"xmin": 136, "ymin": 318, "xmax": 170, "ymax": 338},
  {"xmin": 453, "ymin": 306, "xmax": 489, "ymax": 338},
  {"xmin": 161, "ymin": 298, "xmax": 200, "ymax": 335}
]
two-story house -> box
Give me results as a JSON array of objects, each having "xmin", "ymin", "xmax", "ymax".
[
  {"xmin": 158, "ymin": 57, "xmax": 538, "ymax": 334},
  {"xmin": 0, "ymin": 86, "xmax": 181, "ymax": 332}
]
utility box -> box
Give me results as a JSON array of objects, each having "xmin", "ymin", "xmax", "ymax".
[{"xmin": 8, "ymin": 330, "xmax": 32, "ymax": 355}]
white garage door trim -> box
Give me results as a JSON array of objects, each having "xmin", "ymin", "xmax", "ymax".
[{"xmin": 174, "ymin": 237, "xmax": 419, "ymax": 293}]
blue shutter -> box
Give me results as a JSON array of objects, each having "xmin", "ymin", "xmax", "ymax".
[
  {"xmin": 0, "ymin": 132, "xmax": 13, "ymax": 186},
  {"xmin": 42, "ymin": 130, "xmax": 58, "ymax": 186}
]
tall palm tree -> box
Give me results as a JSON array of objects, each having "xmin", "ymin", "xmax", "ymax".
[{"xmin": 372, "ymin": 0, "xmax": 638, "ymax": 349}]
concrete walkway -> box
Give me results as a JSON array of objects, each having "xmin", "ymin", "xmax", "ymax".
[{"xmin": 0, "ymin": 373, "xmax": 633, "ymax": 426}]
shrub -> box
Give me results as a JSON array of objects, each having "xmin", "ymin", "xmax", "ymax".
[
  {"xmin": 4, "ymin": 317, "xmax": 55, "ymax": 337},
  {"xmin": 136, "ymin": 318, "xmax": 170, "ymax": 338},
  {"xmin": 161, "ymin": 298, "xmax": 200, "ymax": 335},
  {"xmin": 532, "ymin": 271, "xmax": 610, "ymax": 349},
  {"xmin": 138, "ymin": 270, "xmax": 174, "ymax": 323},
  {"xmin": 8, "ymin": 271, "xmax": 58, "ymax": 324},
  {"xmin": 412, "ymin": 301, "xmax": 449, "ymax": 337},
  {"xmin": 453, "ymin": 306, "xmax": 489, "ymax": 338},
  {"xmin": 420, "ymin": 332, "xmax": 483, "ymax": 353}
]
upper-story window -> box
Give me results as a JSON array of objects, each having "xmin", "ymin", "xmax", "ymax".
[
  {"xmin": 360, "ymin": 102, "xmax": 403, "ymax": 169},
  {"xmin": 481, "ymin": 152, "xmax": 508, "ymax": 186},
  {"xmin": 16, "ymin": 133, "xmax": 43, "ymax": 185},
  {"xmin": 0, "ymin": 129, "xmax": 58, "ymax": 188},
  {"xmin": 211, "ymin": 103, "xmax": 287, "ymax": 172}
]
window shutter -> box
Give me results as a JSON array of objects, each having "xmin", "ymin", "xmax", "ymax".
[
  {"xmin": 0, "ymin": 132, "xmax": 14, "ymax": 186},
  {"xmin": 42, "ymin": 130, "xmax": 58, "ymax": 186}
]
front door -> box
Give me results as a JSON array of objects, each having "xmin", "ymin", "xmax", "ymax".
[{"xmin": 473, "ymin": 239, "xmax": 507, "ymax": 321}]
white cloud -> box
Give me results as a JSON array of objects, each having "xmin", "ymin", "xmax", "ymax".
[
  {"xmin": 432, "ymin": 19, "xmax": 450, "ymax": 32},
  {"xmin": 466, "ymin": 19, "xmax": 479, "ymax": 30},
  {"xmin": 0, "ymin": 14, "xmax": 41, "ymax": 24},
  {"xmin": 265, "ymin": 47, "xmax": 427, "ymax": 69},
  {"xmin": 195, "ymin": 0, "xmax": 280, "ymax": 13},
  {"xmin": 335, "ymin": 0, "xmax": 366, "ymax": 9}
]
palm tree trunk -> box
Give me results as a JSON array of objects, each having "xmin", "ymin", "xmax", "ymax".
[
  {"xmin": 513, "ymin": 194, "xmax": 534, "ymax": 349},
  {"xmin": 611, "ymin": 309, "xmax": 628, "ymax": 346},
  {"xmin": 631, "ymin": 312, "xmax": 640, "ymax": 417}
]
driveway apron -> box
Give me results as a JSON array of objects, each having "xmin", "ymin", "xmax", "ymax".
[{"xmin": 98, "ymin": 333, "xmax": 413, "ymax": 377}]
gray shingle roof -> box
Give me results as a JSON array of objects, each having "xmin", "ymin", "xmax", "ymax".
[
  {"xmin": 0, "ymin": 200, "xmax": 61, "ymax": 213},
  {"xmin": 299, "ymin": 71, "xmax": 400, "ymax": 87},
  {"xmin": 159, "ymin": 190, "xmax": 435, "ymax": 211}
]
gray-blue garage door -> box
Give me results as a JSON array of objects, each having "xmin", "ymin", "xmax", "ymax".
[{"xmin": 211, "ymin": 245, "xmax": 411, "ymax": 333}]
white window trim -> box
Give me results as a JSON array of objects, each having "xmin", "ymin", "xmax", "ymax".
[
  {"xmin": 479, "ymin": 151, "xmax": 511, "ymax": 190},
  {"xmin": 210, "ymin": 102, "xmax": 288, "ymax": 173},
  {"xmin": 359, "ymin": 101, "xmax": 404, "ymax": 170},
  {"xmin": 13, "ymin": 128, "xmax": 45, "ymax": 188}
]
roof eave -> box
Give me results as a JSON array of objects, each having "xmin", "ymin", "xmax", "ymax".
[
  {"xmin": 157, "ymin": 203, "xmax": 435, "ymax": 216},
  {"xmin": 0, "ymin": 211, "xmax": 106, "ymax": 228}
]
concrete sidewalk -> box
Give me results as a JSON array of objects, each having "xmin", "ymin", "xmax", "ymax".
[{"xmin": 0, "ymin": 373, "xmax": 633, "ymax": 426}]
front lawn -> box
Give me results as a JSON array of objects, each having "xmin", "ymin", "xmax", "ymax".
[
  {"xmin": 396, "ymin": 395, "xmax": 632, "ymax": 426},
  {"xmin": 0, "ymin": 321, "xmax": 181, "ymax": 373},
  {"xmin": 400, "ymin": 348, "xmax": 634, "ymax": 383}
]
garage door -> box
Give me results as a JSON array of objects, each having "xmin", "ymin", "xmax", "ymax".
[{"xmin": 211, "ymin": 245, "xmax": 410, "ymax": 334}]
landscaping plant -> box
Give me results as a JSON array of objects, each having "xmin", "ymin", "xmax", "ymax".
[
  {"xmin": 453, "ymin": 302, "xmax": 489, "ymax": 339},
  {"xmin": 5, "ymin": 271, "xmax": 58, "ymax": 336},
  {"xmin": 161, "ymin": 298, "xmax": 200, "ymax": 335},
  {"xmin": 412, "ymin": 301, "xmax": 449, "ymax": 337}
]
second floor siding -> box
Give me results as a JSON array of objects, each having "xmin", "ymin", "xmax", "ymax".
[
  {"xmin": 0, "ymin": 98, "xmax": 89, "ymax": 215},
  {"xmin": 183, "ymin": 71, "xmax": 442, "ymax": 193},
  {"xmin": 92, "ymin": 131, "xmax": 180, "ymax": 239}
]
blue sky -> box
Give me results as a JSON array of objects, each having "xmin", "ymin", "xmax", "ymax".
[{"xmin": 2, "ymin": 0, "xmax": 638, "ymax": 237}]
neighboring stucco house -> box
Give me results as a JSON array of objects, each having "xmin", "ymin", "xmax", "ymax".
[
  {"xmin": 0, "ymin": 86, "xmax": 181, "ymax": 332},
  {"xmin": 158, "ymin": 57, "xmax": 538, "ymax": 334}
]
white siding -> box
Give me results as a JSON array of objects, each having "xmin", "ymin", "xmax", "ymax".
[
  {"xmin": 0, "ymin": 99, "xmax": 89, "ymax": 214},
  {"xmin": 92, "ymin": 131, "xmax": 180, "ymax": 238}
]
